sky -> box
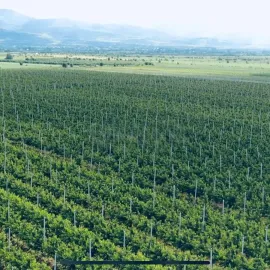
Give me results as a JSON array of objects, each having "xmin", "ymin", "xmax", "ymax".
[{"xmin": 1, "ymin": 0, "xmax": 270, "ymax": 43}]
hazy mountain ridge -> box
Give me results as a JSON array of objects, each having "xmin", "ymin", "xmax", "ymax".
[
  {"xmin": 0, "ymin": 9, "xmax": 32, "ymax": 30},
  {"xmin": 0, "ymin": 9, "xmax": 258, "ymax": 49},
  {"xmin": 0, "ymin": 29, "xmax": 54, "ymax": 47}
]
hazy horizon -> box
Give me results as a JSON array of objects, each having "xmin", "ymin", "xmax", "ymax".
[{"xmin": 1, "ymin": 0, "xmax": 270, "ymax": 45}]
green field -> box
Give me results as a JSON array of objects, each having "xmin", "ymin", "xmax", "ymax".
[
  {"xmin": 0, "ymin": 60, "xmax": 269, "ymax": 269},
  {"xmin": 1, "ymin": 53, "xmax": 270, "ymax": 82}
]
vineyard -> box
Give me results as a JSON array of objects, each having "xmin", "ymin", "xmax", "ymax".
[{"xmin": 0, "ymin": 68, "xmax": 269, "ymax": 269}]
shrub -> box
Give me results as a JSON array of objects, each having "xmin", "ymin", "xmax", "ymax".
[{"xmin": 5, "ymin": 53, "xmax": 13, "ymax": 60}]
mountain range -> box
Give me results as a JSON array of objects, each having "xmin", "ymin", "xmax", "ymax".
[{"xmin": 0, "ymin": 9, "xmax": 261, "ymax": 50}]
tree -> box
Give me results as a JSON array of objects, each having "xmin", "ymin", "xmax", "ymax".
[
  {"xmin": 5, "ymin": 53, "xmax": 13, "ymax": 60},
  {"xmin": 62, "ymin": 63, "xmax": 68, "ymax": 68},
  {"xmin": 145, "ymin": 62, "xmax": 154, "ymax": 66}
]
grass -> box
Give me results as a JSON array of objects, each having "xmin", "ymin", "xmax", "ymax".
[
  {"xmin": 90, "ymin": 63, "xmax": 270, "ymax": 82},
  {"xmin": 1, "ymin": 53, "xmax": 270, "ymax": 82},
  {"xmin": 0, "ymin": 62, "xmax": 61, "ymax": 69}
]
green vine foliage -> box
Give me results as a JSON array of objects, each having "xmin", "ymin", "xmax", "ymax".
[{"xmin": 0, "ymin": 69, "xmax": 269, "ymax": 269}]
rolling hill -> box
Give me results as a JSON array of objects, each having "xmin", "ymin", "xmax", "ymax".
[
  {"xmin": 0, "ymin": 9, "xmax": 174, "ymax": 48},
  {"xmin": 0, "ymin": 9, "xmax": 255, "ymax": 49}
]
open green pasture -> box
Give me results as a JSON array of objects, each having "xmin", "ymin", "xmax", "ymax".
[{"xmin": 1, "ymin": 52, "xmax": 270, "ymax": 81}]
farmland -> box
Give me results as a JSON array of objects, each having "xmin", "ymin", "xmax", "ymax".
[
  {"xmin": 0, "ymin": 67, "xmax": 269, "ymax": 269},
  {"xmin": 1, "ymin": 53, "xmax": 270, "ymax": 82}
]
